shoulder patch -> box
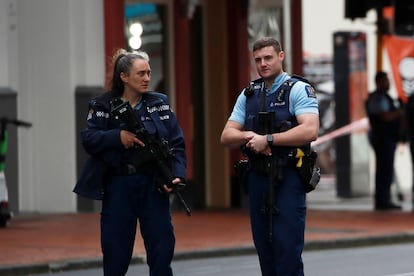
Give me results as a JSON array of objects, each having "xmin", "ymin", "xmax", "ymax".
[{"xmin": 305, "ymin": 85, "xmax": 316, "ymax": 98}]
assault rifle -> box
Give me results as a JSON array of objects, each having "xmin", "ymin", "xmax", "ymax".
[
  {"xmin": 258, "ymin": 111, "xmax": 281, "ymax": 242},
  {"xmin": 110, "ymin": 98, "xmax": 191, "ymax": 216}
]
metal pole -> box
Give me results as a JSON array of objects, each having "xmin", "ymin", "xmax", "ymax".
[
  {"xmin": 376, "ymin": 6, "xmax": 383, "ymax": 71},
  {"xmin": 283, "ymin": 0, "xmax": 292, "ymax": 73}
]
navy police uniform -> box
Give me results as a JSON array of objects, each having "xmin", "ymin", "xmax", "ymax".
[
  {"xmin": 366, "ymin": 89, "xmax": 401, "ymax": 208},
  {"xmin": 74, "ymin": 91, "xmax": 186, "ymax": 276},
  {"xmin": 237, "ymin": 75, "xmax": 317, "ymax": 276}
]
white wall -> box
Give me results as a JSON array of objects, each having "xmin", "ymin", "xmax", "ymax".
[
  {"xmin": 0, "ymin": 0, "xmax": 12, "ymax": 86},
  {"xmin": 14, "ymin": 0, "xmax": 104, "ymax": 212}
]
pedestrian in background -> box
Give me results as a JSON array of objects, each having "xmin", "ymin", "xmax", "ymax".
[
  {"xmin": 221, "ymin": 37, "xmax": 319, "ymax": 275},
  {"xmin": 75, "ymin": 49, "xmax": 187, "ymax": 275},
  {"xmin": 365, "ymin": 71, "xmax": 404, "ymax": 210}
]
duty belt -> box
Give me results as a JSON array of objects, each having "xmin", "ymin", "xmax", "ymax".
[{"xmin": 249, "ymin": 155, "xmax": 291, "ymax": 174}]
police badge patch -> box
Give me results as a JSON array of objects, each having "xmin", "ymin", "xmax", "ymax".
[{"xmin": 305, "ymin": 85, "xmax": 317, "ymax": 98}]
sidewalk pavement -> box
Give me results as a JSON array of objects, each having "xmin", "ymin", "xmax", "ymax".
[{"xmin": 2, "ymin": 177, "xmax": 414, "ymax": 275}]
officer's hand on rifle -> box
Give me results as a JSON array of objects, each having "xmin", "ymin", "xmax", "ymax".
[
  {"xmin": 246, "ymin": 134, "xmax": 272, "ymax": 156},
  {"xmin": 161, "ymin": 177, "xmax": 184, "ymax": 193},
  {"xmin": 120, "ymin": 130, "xmax": 144, "ymax": 149}
]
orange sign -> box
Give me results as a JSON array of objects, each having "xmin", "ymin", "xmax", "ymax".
[
  {"xmin": 383, "ymin": 6, "xmax": 414, "ymax": 102},
  {"xmin": 383, "ymin": 35, "xmax": 414, "ymax": 102}
]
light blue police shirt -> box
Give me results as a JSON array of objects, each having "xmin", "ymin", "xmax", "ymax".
[{"xmin": 228, "ymin": 72, "xmax": 319, "ymax": 125}]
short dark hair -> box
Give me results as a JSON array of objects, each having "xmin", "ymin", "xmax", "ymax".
[
  {"xmin": 375, "ymin": 71, "xmax": 388, "ymax": 83},
  {"xmin": 252, "ymin": 37, "xmax": 283, "ymax": 53}
]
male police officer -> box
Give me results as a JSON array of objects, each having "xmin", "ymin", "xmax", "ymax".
[
  {"xmin": 366, "ymin": 71, "xmax": 404, "ymax": 210},
  {"xmin": 221, "ymin": 37, "xmax": 319, "ymax": 275}
]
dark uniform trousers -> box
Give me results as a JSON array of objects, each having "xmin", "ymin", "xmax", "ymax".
[
  {"xmin": 247, "ymin": 166, "xmax": 305, "ymax": 276},
  {"xmin": 101, "ymin": 173, "xmax": 175, "ymax": 276},
  {"xmin": 371, "ymin": 135, "xmax": 397, "ymax": 206}
]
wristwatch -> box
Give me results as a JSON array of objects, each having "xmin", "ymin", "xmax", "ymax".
[{"xmin": 266, "ymin": 134, "xmax": 273, "ymax": 147}]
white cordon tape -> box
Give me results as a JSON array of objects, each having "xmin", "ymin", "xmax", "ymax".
[{"xmin": 311, "ymin": 117, "xmax": 370, "ymax": 148}]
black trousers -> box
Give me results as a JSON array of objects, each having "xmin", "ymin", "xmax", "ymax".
[{"xmin": 371, "ymin": 136, "xmax": 397, "ymax": 206}]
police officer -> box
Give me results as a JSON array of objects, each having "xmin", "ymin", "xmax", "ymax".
[
  {"xmin": 365, "ymin": 71, "xmax": 403, "ymax": 210},
  {"xmin": 75, "ymin": 50, "xmax": 187, "ymax": 275},
  {"xmin": 221, "ymin": 37, "xmax": 319, "ymax": 275}
]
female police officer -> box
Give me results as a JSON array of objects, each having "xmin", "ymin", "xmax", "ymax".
[
  {"xmin": 78, "ymin": 49, "xmax": 187, "ymax": 276},
  {"xmin": 221, "ymin": 37, "xmax": 319, "ymax": 275}
]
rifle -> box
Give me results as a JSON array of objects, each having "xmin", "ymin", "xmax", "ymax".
[
  {"xmin": 258, "ymin": 111, "xmax": 281, "ymax": 242},
  {"xmin": 110, "ymin": 98, "xmax": 191, "ymax": 216}
]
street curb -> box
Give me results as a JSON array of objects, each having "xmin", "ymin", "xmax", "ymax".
[
  {"xmin": 304, "ymin": 232, "xmax": 414, "ymax": 251},
  {"xmin": 1, "ymin": 233, "xmax": 414, "ymax": 275}
]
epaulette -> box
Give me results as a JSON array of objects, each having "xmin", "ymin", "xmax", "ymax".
[
  {"xmin": 91, "ymin": 91, "xmax": 117, "ymax": 110},
  {"xmin": 145, "ymin": 91, "xmax": 168, "ymax": 103},
  {"xmin": 288, "ymin": 75, "xmax": 316, "ymax": 99},
  {"xmin": 290, "ymin": 74, "xmax": 312, "ymax": 85},
  {"xmin": 276, "ymin": 75, "xmax": 312, "ymax": 102}
]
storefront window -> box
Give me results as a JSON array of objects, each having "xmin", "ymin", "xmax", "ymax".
[{"xmin": 125, "ymin": 2, "xmax": 166, "ymax": 91}]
